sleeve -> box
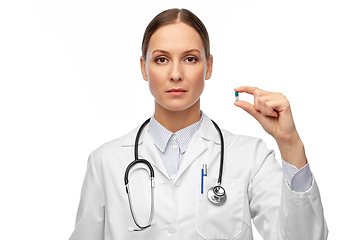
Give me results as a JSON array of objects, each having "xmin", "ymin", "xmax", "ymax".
[
  {"xmin": 248, "ymin": 139, "xmax": 328, "ymax": 240},
  {"xmin": 69, "ymin": 152, "xmax": 105, "ymax": 240},
  {"xmin": 282, "ymin": 159, "xmax": 313, "ymax": 192}
]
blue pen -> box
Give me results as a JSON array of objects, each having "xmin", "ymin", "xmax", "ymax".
[
  {"xmin": 201, "ymin": 168, "xmax": 204, "ymax": 194},
  {"xmin": 201, "ymin": 164, "xmax": 207, "ymax": 194}
]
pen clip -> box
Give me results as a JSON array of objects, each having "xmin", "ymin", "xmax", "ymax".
[{"xmin": 203, "ymin": 164, "xmax": 207, "ymax": 176}]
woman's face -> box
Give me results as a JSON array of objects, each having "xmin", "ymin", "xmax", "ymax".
[{"xmin": 140, "ymin": 22, "xmax": 213, "ymax": 113}]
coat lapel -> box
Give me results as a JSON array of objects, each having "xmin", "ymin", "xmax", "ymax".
[
  {"xmin": 176, "ymin": 131, "xmax": 207, "ymax": 179},
  {"xmin": 138, "ymin": 129, "xmax": 169, "ymax": 179},
  {"xmin": 176, "ymin": 114, "xmax": 221, "ymax": 179},
  {"xmin": 121, "ymin": 124, "xmax": 169, "ymax": 179}
]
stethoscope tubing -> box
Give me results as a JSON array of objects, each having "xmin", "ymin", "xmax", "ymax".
[
  {"xmin": 134, "ymin": 118, "xmax": 151, "ymax": 161},
  {"xmin": 124, "ymin": 117, "xmax": 227, "ymax": 231},
  {"xmin": 126, "ymin": 180, "xmax": 154, "ymax": 231},
  {"xmin": 210, "ymin": 120, "xmax": 224, "ymax": 186},
  {"xmin": 124, "ymin": 118, "xmax": 155, "ymax": 231}
]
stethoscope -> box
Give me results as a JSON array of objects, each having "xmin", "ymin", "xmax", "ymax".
[{"xmin": 124, "ymin": 118, "xmax": 227, "ymax": 232}]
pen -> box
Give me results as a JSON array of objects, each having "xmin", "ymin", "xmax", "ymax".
[
  {"xmin": 201, "ymin": 168, "xmax": 204, "ymax": 194},
  {"xmin": 201, "ymin": 164, "xmax": 207, "ymax": 194}
]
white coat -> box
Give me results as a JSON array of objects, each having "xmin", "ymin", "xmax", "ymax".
[{"xmin": 69, "ymin": 114, "xmax": 328, "ymax": 240}]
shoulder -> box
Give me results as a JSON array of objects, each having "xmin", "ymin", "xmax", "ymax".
[
  {"xmin": 221, "ymin": 128, "xmax": 276, "ymax": 171},
  {"xmin": 90, "ymin": 124, "xmax": 141, "ymax": 163},
  {"xmin": 221, "ymin": 128, "xmax": 270, "ymax": 153},
  {"xmin": 202, "ymin": 113, "xmax": 272, "ymax": 157},
  {"xmin": 221, "ymin": 128, "xmax": 260, "ymax": 145},
  {"xmin": 220, "ymin": 128, "xmax": 279, "ymax": 182}
]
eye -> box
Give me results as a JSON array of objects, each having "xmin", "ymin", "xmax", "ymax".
[
  {"xmin": 185, "ymin": 57, "xmax": 197, "ymax": 63},
  {"xmin": 155, "ymin": 57, "xmax": 168, "ymax": 64}
]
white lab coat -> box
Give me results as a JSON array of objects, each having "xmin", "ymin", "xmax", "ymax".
[{"xmin": 69, "ymin": 114, "xmax": 328, "ymax": 240}]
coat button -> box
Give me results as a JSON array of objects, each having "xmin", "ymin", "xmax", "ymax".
[{"xmin": 167, "ymin": 225, "xmax": 176, "ymax": 233}]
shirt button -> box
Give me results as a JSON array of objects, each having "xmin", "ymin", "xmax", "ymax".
[
  {"xmin": 167, "ymin": 225, "xmax": 176, "ymax": 233},
  {"xmin": 172, "ymin": 145, "xmax": 177, "ymax": 150},
  {"xmin": 170, "ymin": 175, "xmax": 176, "ymax": 181},
  {"xmin": 172, "ymin": 135, "xmax": 177, "ymax": 140}
]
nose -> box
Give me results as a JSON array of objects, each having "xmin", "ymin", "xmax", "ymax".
[{"xmin": 169, "ymin": 62, "xmax": 183, "ymax": 82}]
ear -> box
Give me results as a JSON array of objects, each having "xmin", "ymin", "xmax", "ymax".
[
  {"xmin": 205, "ymin": 54, "xmax": 213, "ymax": 80},
  {"xmin": 140, "ymin": 56, "xmax": 148, "ymax": 81}
]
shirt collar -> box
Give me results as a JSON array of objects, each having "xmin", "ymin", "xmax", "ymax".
[{"xmin": 149, "ymin": 111, "xmax": 204, "ymax": 154}]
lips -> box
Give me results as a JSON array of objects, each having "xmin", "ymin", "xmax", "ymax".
[
  {"xmin": 166, "ymin": 88, "xmax": 187, "ymax": 96},
  {"xmin": 166, "ymin": 88, "xmax": 187, "ymax": 93}
]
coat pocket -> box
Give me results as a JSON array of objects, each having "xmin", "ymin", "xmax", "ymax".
[{"xmin": 195, "ymin": 176, "xmax": 244, "ymax": 240}]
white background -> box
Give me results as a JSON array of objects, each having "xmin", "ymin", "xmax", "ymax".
[{"xmin": 1, "ymin": 0, "xmax": 359, "ymax": 239}]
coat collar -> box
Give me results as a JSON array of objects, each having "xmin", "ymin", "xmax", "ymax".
[
  {"xmin": 121, "ymin": 113, "xmax": 221, "ymax": 179},
  {"xmin": 121, "ymin": 113, "xmax": 220, "ymax": 147}
]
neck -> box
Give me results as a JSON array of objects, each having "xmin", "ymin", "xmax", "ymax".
[{"xmin": 154, "ymin": 100, "xmax": 201, "ymax": 133}]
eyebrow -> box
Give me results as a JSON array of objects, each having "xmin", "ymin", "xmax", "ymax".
[{"xmin": 152, "ymin": 48, "xmax": 201, "ymax": 55}]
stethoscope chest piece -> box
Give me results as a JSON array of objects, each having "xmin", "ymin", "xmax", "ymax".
[
  {"xmin": 125, "ymin": 118, "xmax": 228, "ymax": 232},
  {"xmin": 207, "ymin": 185, "xmax": 227, "ymax": 205}
]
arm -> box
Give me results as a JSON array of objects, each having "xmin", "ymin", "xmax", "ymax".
[
  {"xmin": 69, "ymin": 153, "xmax": 105, "ymax": 240},
  {"xmin": 248, "ymin": 139, "xmax": 328, "ymax": 240},
  {"xmin": 234, "ymin": 86, "xmax": 328, "ymax": 239}
]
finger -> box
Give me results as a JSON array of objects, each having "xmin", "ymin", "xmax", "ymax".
[
  {"xmin": 264, "ymin": 100, "xmax": 279, "ymax": 117},
  {"xmin": 257, "ymin": 96, "xmax": 279, "ymax": 118},
  {"xmin": 234, "ymin": 86, "xmax": 262, "ymax": 95},
  {"xmin": 266, "ymin": 98, "xmax": 290, "ymax": 115},
  {"xmin": 235, "ymin": 86, "xmax": 266, "ymax": 113},
  {"xmin": 234, "ymin": 101, "xmax": 261, "ymax": 122}
]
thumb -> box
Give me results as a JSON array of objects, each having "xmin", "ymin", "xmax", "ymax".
[{"xmin": 234, "ymin": 101, "xmax": 260, "ymax": 122}]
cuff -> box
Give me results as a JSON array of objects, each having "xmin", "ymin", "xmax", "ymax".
[{"xmin": 282, "ymin": 158, "xmax": 313, "ymax": 192}]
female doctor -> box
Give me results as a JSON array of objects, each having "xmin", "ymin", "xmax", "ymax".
[{"xmin": 69, "ymin": 8, "xmax": 327, "ymax": 240}]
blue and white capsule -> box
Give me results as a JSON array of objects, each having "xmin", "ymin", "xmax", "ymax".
[{"xmin": 235, "ymin": 91, "xmax": 239, "ymax": 101}]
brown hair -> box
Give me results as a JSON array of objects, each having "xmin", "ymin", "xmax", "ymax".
[{"xmin": 141, "ymin": 8, "xmax": 210, "ymax": 61}]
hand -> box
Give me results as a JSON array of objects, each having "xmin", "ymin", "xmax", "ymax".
[
  {"xmin": 234, "ymin": 86, "xmax": 307, "ymax": 168},
  {"xmin": 234, "ymin": 86, "xmax": 296, "ymax": 142}
]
